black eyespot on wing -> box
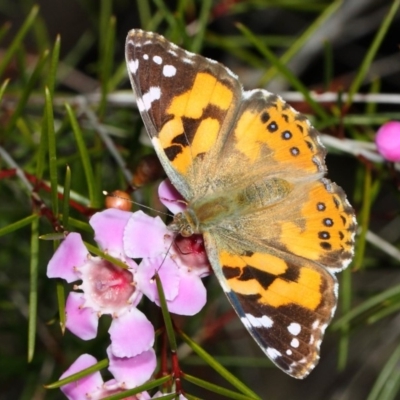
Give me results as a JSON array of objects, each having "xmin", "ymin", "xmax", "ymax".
[
  {"xmin": 261, "ymin": 112, "xmax": 270, "ymax": 123},
  {"xmin": 290, "ymin": 147, "xmax": 300, "ymax": 156},
  {"xmin": 267, "ymin": 122, "xmax": 278, "ymax": 132},
  {"xmin": 282, "ymin": 131, "xmax": 292, "ymax": 140}
]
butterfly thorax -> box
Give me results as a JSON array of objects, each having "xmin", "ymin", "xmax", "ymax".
[
  {"xmin": 169, "ymin": 209, "xmax": 198, "ymax": 237},
  {"xmin": 169, "ymin": 177, "xmax": 293, "ymax": 237}
]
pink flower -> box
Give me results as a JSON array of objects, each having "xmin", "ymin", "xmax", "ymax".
[
  {"xmin": 375, "ymin": 121, "xmax": 400, "ymax": 162},
  {"xmin": 47, "ymin": 209, "xmax": 155, "ymax": 358},
  {"xmin": 60, "ymin": 350, "xmax": 156, "ymax": 400},
  {"xmin": 124, "ymin": 180, "xmax": 211, "ymax": 316}
]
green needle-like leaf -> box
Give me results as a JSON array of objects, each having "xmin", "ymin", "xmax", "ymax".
[
  {"xmin": 155, "ymin": 273, "xmax": 178, "ymax": 352},
  {"xmin": 56, "ymin": 279, "xmax": 66, "ymax": 335},
  {"xmin": 62, "ymin": 166, "xmax": 71, "ymax": 230},
  {"xmin": 367, "ymin": 343, "xmax": 400, "ymax": 400},
  {"xmin": 0, "ymin": 78, "xmax": 9, "ymax": 102},
  {"xmin": 183, "ymin": 373, "xmax": 259, "ymax": 400},
  {"xmin": 45, "ymin": 86, "xmax": 59, "ymax": 217},
  {"xmin": 47, "ymin": 34, "xmax": 61, "ymax": 97},
  {"xmin": 332, "ymin": 283, "xmax": 400, "ymax": 330},
  {"xmin": 45, "ymin": 359, "xmax": 109, "ymax": 389},
  {"xmin": 0, "ymin": 5, "xmax": 39, "ymax": 78},
  {"xmin": 346, "ymin": 0, "xmax": 400, "ymax": 107},
  {"xmin": 27, "ymin": 217, "xmax": 39, "ymax": 362},
  {"xmin": 0, "ymin": 214, "xmax": 38, "ymax": 237},
  {"xmin": 179, "ymin": 331, "xmax": 261, "ymax": 399},
  {"xmin": 260, "ymin": 0, "xmax": 342, "ymax": 86},
  {"xmin": 5, "ymin": 49, "xmax": 49, "ymax": 134},
  {"xmin": 190, "ymin": 0, "xmax": 213, "ymax": 54},
  {"xmin": 98, "ymin": 16, "xmax": 116, "ymax": 118},
  {"xmin": 65, "ymin": 103, "xmax": 97, "ymax": 207},
  {"xmin": 236, "ymin": 23, "xmax": 329, "ymax": 121}
]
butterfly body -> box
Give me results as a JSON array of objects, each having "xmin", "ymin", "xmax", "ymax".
[
  {"xmin": 126, "ymin": 29, "xmax": 357, "ymax": 378},
  {"xmin": 171, "ymin": 176, "xmax": 293, "ymax": 236}
]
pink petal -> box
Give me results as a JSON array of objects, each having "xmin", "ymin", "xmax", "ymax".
[
  {"xmin": 124, "ymin": 211, "xmax": 170, "ymax": 258},
  {"xmin": 109, "ymin": 308, "xmax": 155, "ymax": 357},
  {"xmin": 376, "ymin": 121, "xmax": 400, "ymax": 162},
  {"xmin": 65, "ymin": 292, "xmax": 99, "ymax": 340},
  {"xmin": 107, "ymin": 346, "xmax": 157, "ymax": 388},
  {"xmin": 165, "ymin": 271, "xmax": 207, "ymax": 316},
  {"xmin": 136, "ymin": 256, "xmax": 180, "ymax": 302},
  {"xmin": 158, "ymin": 179, "xmax": 187, "ymax": 214},
  {"xmin": 47, "ymin": 233, "xmax": 88, "ymax": 283},
  {"xmin": 90, "ymin": 209, "xmax": 131, "ymax": 258},
  {"xmin": 60, "ymin": 354, "xmax": 103, "ymax": 400}
]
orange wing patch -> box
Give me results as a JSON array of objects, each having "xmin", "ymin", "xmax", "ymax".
[
  {"xmin": 220, "ymin": 250, "xmax": 323, "ymax": 311},
  {"xmin": 158, "ymin": 72, "xmax": 235, "ymax": 176},
  {"xmin": 232, "ymin": 94, "xmax": 326, "ymax": 175},
  {"xmin": 280, "ymin": 179, "xmax": 356, "ymax": 271}
]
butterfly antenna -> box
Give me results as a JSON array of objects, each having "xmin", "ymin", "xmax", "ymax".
[
  {"xmin": 102, "ymin": 190, "xmax": 171, "ymax": 217},
  {"xmin": 155, "ymin": 232, "xmax": 177, "ymax": 275}
]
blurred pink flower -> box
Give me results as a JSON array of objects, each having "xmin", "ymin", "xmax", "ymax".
[{"xmin": 375, "ymin": 121, "xmax": 400, "ymax": 162}]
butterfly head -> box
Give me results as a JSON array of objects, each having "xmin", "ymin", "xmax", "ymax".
[{"xmin": 169, "ymin": 209, "xmax": 199, "ymax": 237}]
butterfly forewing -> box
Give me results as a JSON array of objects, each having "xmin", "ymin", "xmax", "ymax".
[{"xmin": 126, "ymin": 30, "xmax": 242, "ymax": 200}]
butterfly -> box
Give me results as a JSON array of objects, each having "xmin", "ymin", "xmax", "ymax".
[{"xmin": 125, "ymin": 29, "xmax": 356, "ymax": 379}]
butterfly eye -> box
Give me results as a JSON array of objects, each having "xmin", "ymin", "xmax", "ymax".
[{"xmin": 181, "ymin": 225, "xmax": 194, "ymax": 237}]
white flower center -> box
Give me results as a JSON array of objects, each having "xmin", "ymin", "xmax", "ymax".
[{"xmin": 80, "ymin": 258, "xmax": 136, "ymax": 313}]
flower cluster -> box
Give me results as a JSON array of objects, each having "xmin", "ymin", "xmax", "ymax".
[{"xmin": 48, "ymin": 180, "xmax": 210, "ymax": 399}]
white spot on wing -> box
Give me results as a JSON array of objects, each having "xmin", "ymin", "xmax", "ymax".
[
  {"xmin": 286, "ymin": 349, "xmax": 292, "ymax": 356},
  {"xmin": 128, "ymin": 59, "xmax": 139, "ymax": 74},
  {"xmin": 241, "ymin": 314, "xmax": 273, "ymax": 329},
  {"xmin": 143, "ymin": 54, "xmax": 149, "ymax": 60},
  {"xmin": 290, "ymin": 338, "xmax": 300, "ymax": 348},
  {"xmin": 266, "ymin": 347, "xmax": 281, "ymax": 360},
  {"xmin": 153, "ymin": 55, "xmax": 162, "ymax": 64},
  {"xmin": 163, "ymin": 65, "xmax": 176, "ymax": 77},
  {"xmin": 287, "ymin": 322, "xmax": 301, "ymax": 336},
  {"xmin": 137, "ymin": 87, "xmax": 161, "ymax": 111},
  {"xmin": 320, "ymin": 323, "xmax": 328, "ymax": 333},
  {"xmin": 312, "ymin": 319, "xmax": 320, "ymax": 330}
]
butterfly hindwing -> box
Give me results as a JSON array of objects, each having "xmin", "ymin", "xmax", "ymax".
[{"xmin": 203, "ymin": 238, "xmax": 337, "ymax": 378}]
